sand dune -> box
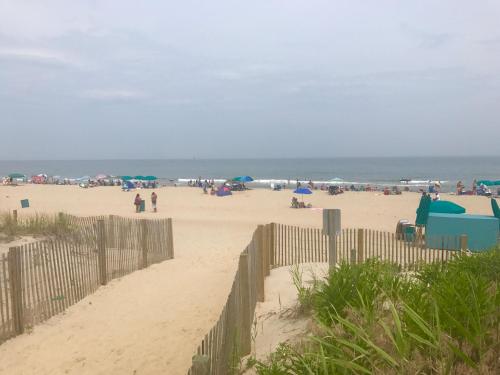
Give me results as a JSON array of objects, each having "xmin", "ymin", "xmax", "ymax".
[{"xmin": 0, "ymin": 186, "xmax": 493, "ymax": 374}]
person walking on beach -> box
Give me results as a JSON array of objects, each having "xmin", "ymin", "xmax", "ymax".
[
  {"xmin": 134, "ymin": 193, "xmax": 142, "ymax": 213},
  {"xmin": 151, "ymin": 192, "xmax": 158, "ymax": 212}
]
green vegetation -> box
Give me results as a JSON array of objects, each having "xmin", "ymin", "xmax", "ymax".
[
  {"xmin": 0, "ymin": 212, "xmax": 74, "ymax": 240},
  {"xmin": 255, "ymin": 249, "xmax": 500, "ymax": 374}
]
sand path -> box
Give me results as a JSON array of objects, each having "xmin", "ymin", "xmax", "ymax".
[{"xmin": 0, "ymin": 186, "xmax": 493, "ymax": 374}]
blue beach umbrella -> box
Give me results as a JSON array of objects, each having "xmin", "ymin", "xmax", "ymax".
[
  {"xmin": 294, "ymin": 187, "xmax": 312, "ymax": 201},
  {"xmin": 233, "ymin": 176, "xmax": 254, "ymax": 182}
]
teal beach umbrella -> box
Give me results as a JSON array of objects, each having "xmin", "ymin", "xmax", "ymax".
[
  {"xmin": 233, "ymin": 176, "xmax": 254, "ymax": 182},
  {"xmin": 143, "ymin": 176, "xmax": 157, "ymax": 181},
  {"xmin": 415, "ymin": 194, "xmax": 432, "ymax": 226},
  {"xmin": 120, "ymin": 176, "xmax": 133, "ymax": 181}
]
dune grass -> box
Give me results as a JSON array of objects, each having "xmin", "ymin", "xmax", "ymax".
[
  {"xmin": 254, "ymin": 249, "xmax": 500, "ymax": 374},
  {"xmin": 0, "ymin": 212, "xmax": 74, "ymax": 240}
]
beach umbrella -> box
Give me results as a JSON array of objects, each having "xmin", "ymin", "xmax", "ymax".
[
  {"xmin": 143, "ymin": 175, "xmax": 158, "ymax": 181},
  {"xmin": 294, "ymin": 187, "xmax": 312, "ymax": 201},
  {"xmin": 415, "ymin": 194, "xmax": 432, "ymax": 226},
  {"xmin": 134, "ymin": 175, "xmax": 146, "ymax": 180},
  {"xmin": 8, "ymin": 173, "xmax": 25, "ymax": 179},
  {"xmin": 429, "ymin": 200, "xmax": 466, "ymax": 214},
  {"xmin": 233, "ymin": 176, "xmax": 254, "ymax": 182},
  {"xmin": 120, "ymin": 176, "xmax": 133, "ymax": 181},
  {"xmin": 328, "ymin": 177, "xmax": 344, "ymax": 185}
]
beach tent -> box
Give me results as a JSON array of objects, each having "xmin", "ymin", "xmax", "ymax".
[
  {"xmin": 8, "ymin": 173, "xmax": 26, "ymax": 179},
  {"xmin": 216, "ymin": 186, "xmax": 232, "ymax": 197},
  {"xmin": 477, "ymin": 180, "xmax": 500, "ymax": 186},
  {"xmin": 429, "ymin": 200, "xmax": 466, "ymax": 214},
  {"xmin": 232, "ymin": 176, "xmax": 253, "ymax": 182},
  {"xmin": 415, "ymin": 194, "xmax": 432, "ymax": 226},
  {"xmin": 122, "ymin": 181, "xmax": 136, "ymax": 190}
]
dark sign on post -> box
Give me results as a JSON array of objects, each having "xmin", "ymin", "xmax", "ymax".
[{"xmin": 20, "ymin": 199, "xmax": 29, "ymax": 208}]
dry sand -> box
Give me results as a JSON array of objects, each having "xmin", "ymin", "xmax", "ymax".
[{"xmin": 0, "ymin": 185, "xmax": 493, "ymax": 374}]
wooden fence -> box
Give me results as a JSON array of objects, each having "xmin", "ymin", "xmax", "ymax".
[
  {"xmin": 273, "ymin": 224, "xmax": 464, "ymax": 268},
  {"xmin": 188, "ymin": 223, "xmax": 467, "ymax": 375},
  {"xmin": 0, "ymin": 215, "xmax": 174, "ymax": 344}
]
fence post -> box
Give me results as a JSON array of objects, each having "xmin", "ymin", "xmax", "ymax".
[
  {"xmin": 239, "ymin": 252, "xmax": 251, "ymax": 356},
  {"xmin": 167, "ymin": 218, "xmax": 174, "ymax": 259},
  {"xmin": 141, "ymin": 220, "xmax": 148, "ymax": 269},
  {"xmin": 97, "ymin": 219, "xmax": 107, "ymax": 285},
  {"xmin": 191, "ymin": 354, "xmax": 210, "ymax": 375},
  {"xmin": 263, "ymin": 225, "xmax": 270, "ymax": 277},
  {"xmin": 8, "ymin": 247, "xmax": 24, "ymax": 335},
  {"xmin": 256, "ymin": 225, "xmax": 265, "ymax": 302},
  {"xmin": 269, "ymin": 223, "xmax": 276, "ymax": 269},
  {"xmin": 12, "ymin": 209, "xmax": 18, "ymax": 224},
  {"xmin": 350, "ymin": 248, "xmax": 357, "ymax": 264},
  {"xmin": 357, "ymin": 228, "xmax": 364, "ymax": 264},
  {"xmin": 460, "ymin": 234, "xmax": 468, "ymax": 253}
]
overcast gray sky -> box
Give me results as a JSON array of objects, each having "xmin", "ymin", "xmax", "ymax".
[{"xmin": 1, "ymin": 0, "xmax": 499, "ymax": 159}]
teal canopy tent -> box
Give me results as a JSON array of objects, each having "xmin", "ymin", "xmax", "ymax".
[
  {"xmin": 134, "ymin": 175, "xmax": 146, "ymax": 180},
  {"xmin": 429, "ymin": 200, "xmax": 466, "ymax": 214},
  {"xmin": 143, "ymin": 176, "xmax": 157, "ymax": 181},
  {"xmin": 477, "ymin": 180, "xmax": 500, "ymax": 186},
  {"xmin": 8, "ymin": 173, "xmax": 26, "ymax": 179},
  {"xmin": 415, "ymin": 194, "xmax": 432, "ymax": 226}
]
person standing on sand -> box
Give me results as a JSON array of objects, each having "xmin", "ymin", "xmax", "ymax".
[
  {"xmin": 134, "ymin": 193, "xmax": 142, "ymax": 213},
  {"xmin": 151, "ymin": 192, "xmax": 158, "ymax": 212}
]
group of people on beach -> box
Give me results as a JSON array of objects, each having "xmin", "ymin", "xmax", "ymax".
[{"xmin": 133, "ymin": 192, "xmax": 158, "ymax": 213}]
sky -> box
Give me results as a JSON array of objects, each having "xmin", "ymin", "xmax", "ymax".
[{"xmin": 0, "ymin": 0, "xmax": 499, "ymax": 159}]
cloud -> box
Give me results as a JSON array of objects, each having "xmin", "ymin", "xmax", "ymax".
[
  {"xmin": 0, "ymin": 48, "xmax": 80, "ymax": 67},
  {"xmin": 80, "ymin": 89, "xmax": 147, "ymax": 100}
]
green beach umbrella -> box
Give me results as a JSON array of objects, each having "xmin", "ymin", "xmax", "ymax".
[
  {"xmin": 8, "ymin": 173, "xmax": 26, "ymax": 179},
  {"xmin": 415, "ymin": 194, "xmax": 432, "ymax": 226},
  {"xmin": 134, "ymin": 175, "xmax": 146, "ymax": 180},
  {"xmin": 143, "ymin": 175, "xmax": 157, "ymax": 181},
  {"xmin": 120, "ymin": 176, "xmax": 133, "ymax": 181}
]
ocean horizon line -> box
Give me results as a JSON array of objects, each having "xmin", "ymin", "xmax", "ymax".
[{"xmin": 2, "ymin": 155, "xmax": 500, "ymax": 162}]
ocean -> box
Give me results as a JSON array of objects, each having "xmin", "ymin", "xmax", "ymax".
[{"xmin": 1, "ymin": 157, "xmax": 499, "ymax": 192}]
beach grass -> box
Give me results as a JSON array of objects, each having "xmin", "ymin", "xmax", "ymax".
[
  {"xmin": 254, "ymin": 248, "xmax": 500, "ymax": 374},
  {"xmin": 0, "ymin": 212, "xmax": 74, "ymax": 241}
]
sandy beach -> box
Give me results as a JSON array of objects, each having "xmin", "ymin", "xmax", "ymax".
[{"xmin": 0, "ymin": 185, "xmax": 494, "ymax": 374}]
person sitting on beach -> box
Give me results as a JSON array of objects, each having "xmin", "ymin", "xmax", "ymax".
[
  {"xmin": 134, "ymin": 194, "xmax": 142, "ymax": 213},
  {"xmin": 456, "ymin": 180, "xmax": 465, "ymax": 195},
  {"xmin": 151, "ymin": 192, "xmax": 158, "ymax": 212},
  {"xmin": 291, "ymin": 197, "xmax": 299, "ymax": 208}
]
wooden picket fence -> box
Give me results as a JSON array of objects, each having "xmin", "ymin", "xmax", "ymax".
[
  {"xmin": 188, "ymin": 223, "xmax": 466, "ymax": 375},
  {"xmin": 0, "ymin": 214, "xmax": 174, "ymax": 344}
]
